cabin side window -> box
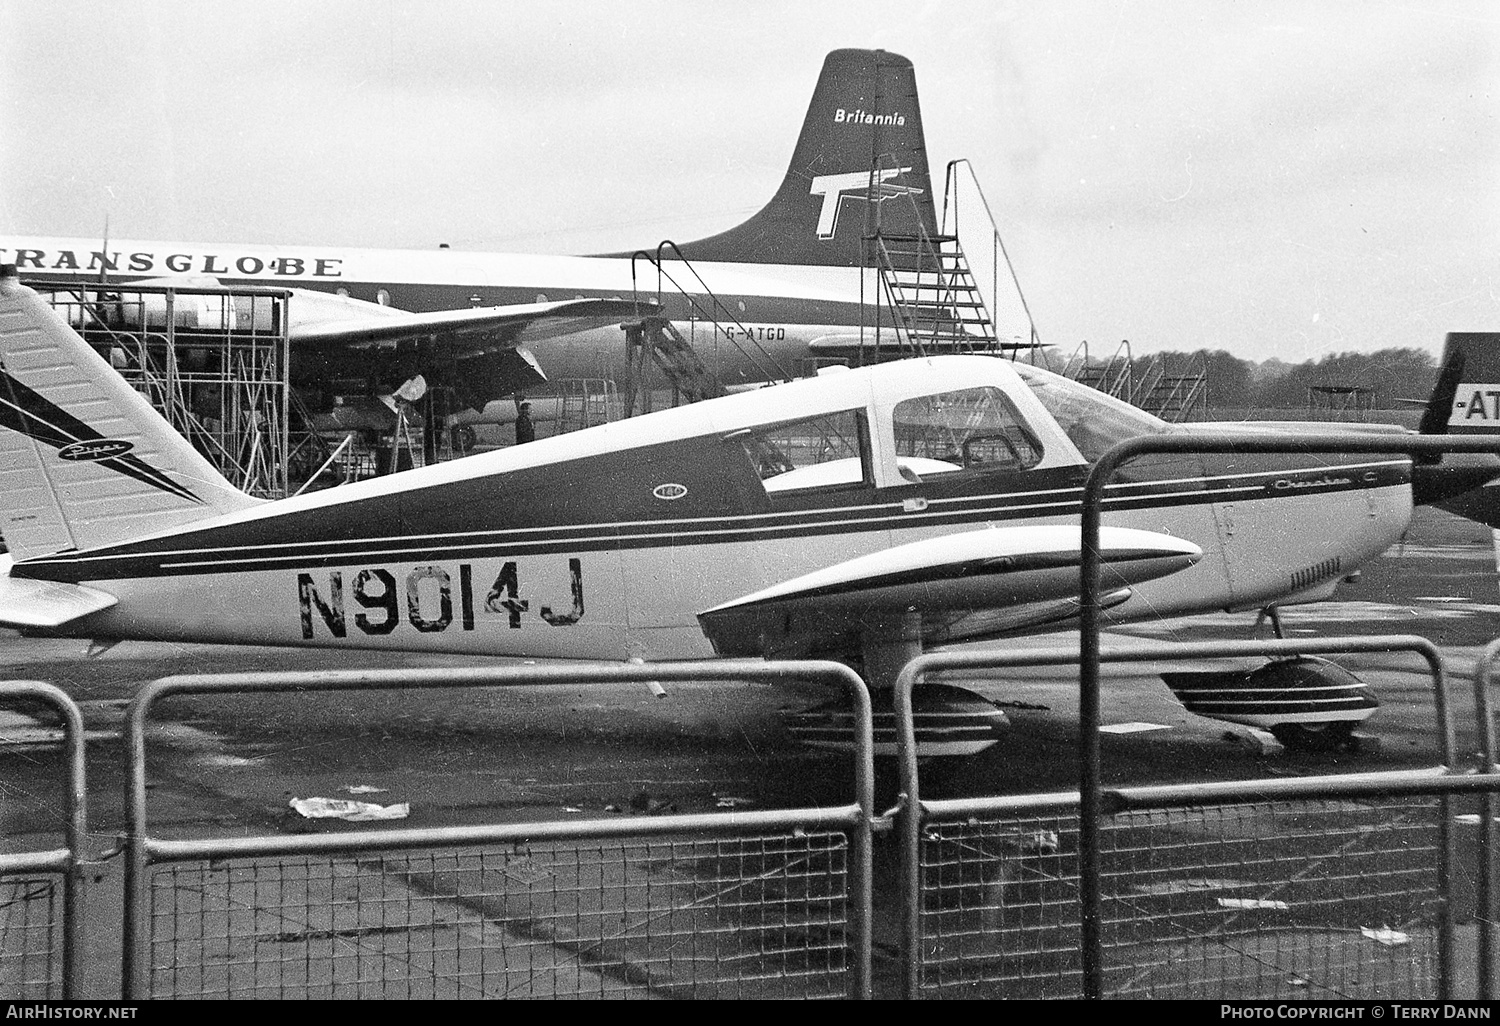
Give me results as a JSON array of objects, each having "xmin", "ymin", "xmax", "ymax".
[
  {"xmin": 891, "ymin": 387, "xmax": 1043, "ymax": 481},
  {"xmin": 733, "ymin": 409, "xmax": 870, "ymax": 495}
]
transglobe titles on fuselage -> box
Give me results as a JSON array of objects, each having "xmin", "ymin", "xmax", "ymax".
[{"xmin": 0, "ymin": 246, "xmax": 344, "ymax": 278}]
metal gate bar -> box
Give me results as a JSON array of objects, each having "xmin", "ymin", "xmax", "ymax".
[
  {"xmin": 892, "ymin": 635, "xmax": 1457, "ymax": 999},
  {"xmin": 1473, "ymin": 639, "xmax": 1500, "ymax": 995},
  {"xmin": 0, "ymin": 681, "xmax": 87, "ymax": 999},
  {"xmin": 1081, "ymin": 431, "xmax": 1500, "ymax": 998},
  {"xmin": 122, "ymin": 660, "xmax": 874, "ymax": 999}
]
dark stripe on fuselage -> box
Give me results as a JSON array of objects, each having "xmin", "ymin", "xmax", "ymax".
[{"xmin": 13, "ymin": 447, "xmax": 1411, "ymax": 583}]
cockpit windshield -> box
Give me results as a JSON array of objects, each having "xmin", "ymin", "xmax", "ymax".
[{"xmin": 1010, "ymin": 362, "xmax": 1169, "ymax": 464}]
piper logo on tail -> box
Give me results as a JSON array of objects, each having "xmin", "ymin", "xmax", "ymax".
[
  {"xmin": 809, "ymin": 168, "xmax": 923, "ymax": 239},
  {"xmin": 1450, "ymin": 384, "xmax": 1500, "ymax": 427},
  {"xmin": 58, "ymin": 439, "xmax": 134, "ymax": 461}
]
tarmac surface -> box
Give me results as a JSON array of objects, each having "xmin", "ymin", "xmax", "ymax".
[{"xmin": 1, "ymin": 505, "xmax": 1497, "ymax": 999}]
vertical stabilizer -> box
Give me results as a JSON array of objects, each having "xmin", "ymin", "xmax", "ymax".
[
  {"xmin": 1416, "ymin": 332, "xmax": 1500, "ymax": 529},
  {"xmin": 671, "ymin": 48, "xmax": 938, "ymax": 267},
  {"xmin": 1423, "ymin": 332, "xmax": 1500, "ymax": 437},
  {"xmin": 0, "ymin": 266, "xmax": 259, "ymax": 559}
]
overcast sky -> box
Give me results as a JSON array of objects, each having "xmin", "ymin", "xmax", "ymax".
[{"xmin": 2, "ymin": 1, "xmax": 1495, "ymax": 363}]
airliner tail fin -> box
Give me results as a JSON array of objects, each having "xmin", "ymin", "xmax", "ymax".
[{"xmin": 671, "ymin": 48, "xmax": 938, "ymax": 267}]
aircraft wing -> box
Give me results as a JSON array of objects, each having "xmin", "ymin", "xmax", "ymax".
[
  {"xmin": 289, "ymin": 297, "xmax": 659, "ymax": 354},
  {"xmin": 0, "ymin": 558, "xmax": 117, "ymax": 628},
  {"xmin": 697, "ymin": 525, "xmax": 1201, "ymax": 658}
]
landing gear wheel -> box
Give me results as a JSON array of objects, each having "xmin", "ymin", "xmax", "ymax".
[{"xmin": 1270, "ymin": 721, "xmax": 1356, "ymax": 753}]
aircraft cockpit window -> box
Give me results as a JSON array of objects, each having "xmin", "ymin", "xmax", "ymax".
[
  {"xmin": 733, "ymin": 409, "xmax": 870, "ymax": 494},
  {"xmin": 1010, "ymin": 363, "xmax": 1168, "ymax": 463},
  {"xmin": 892, "ymin": 387, "xmax": 1042, "ymax": 479}
]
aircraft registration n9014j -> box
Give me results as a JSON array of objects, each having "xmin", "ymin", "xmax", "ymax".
[
  {"xmin": 0, "ymin": 265, "xmax": 1454, "ymax": 756},
  {"xmin": 0, "ymin": 49, "xmax": 967, "ymax": 413}
]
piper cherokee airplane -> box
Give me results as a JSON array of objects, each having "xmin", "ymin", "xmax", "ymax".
[
  {"xmin": 0, "ymin": 48, "xmax": 958, "ymax": 414},
  {"xmin": 4, "ymin": 265, "xmax": 1470, "ymax": 757}
]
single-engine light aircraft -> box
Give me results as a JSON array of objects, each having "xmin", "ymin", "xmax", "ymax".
[{"xmin": 0, "ymin": 268, "xmax": 1451, "ymax": 755}]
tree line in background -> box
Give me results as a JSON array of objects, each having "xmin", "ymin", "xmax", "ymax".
[{"xmin": 1061, "ymin": 346, "xmax": 1438, "ymax": 411}]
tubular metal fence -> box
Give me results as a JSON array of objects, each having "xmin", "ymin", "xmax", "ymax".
[
  {"xmin": 892, "ymin": 636, "xmax": 1471, "ymax": 1000},
  {"xmin": 120, "ymin": 661, "xmax": 874, "ymax": 1000},
  {"xmin": 0, "ymin": 681, "xmax": 87, "ymax": 999}
]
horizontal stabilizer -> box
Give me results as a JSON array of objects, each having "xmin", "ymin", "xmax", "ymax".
[
  {"xmin": 0, "ymin": 558, "xmax": 116, "ymax": 627},
  {"xmin": 697, "ymin": 525, "xmax": 1200, "ymax": 657}
]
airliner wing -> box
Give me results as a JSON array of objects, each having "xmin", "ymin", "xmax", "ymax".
[
  {"xmin": 290, "ymin": 297, "xmax": 659, "ymax": 354},
  {"xmin": 697, "ymin": 525, "xmax": 1201, "ymax": 657},
  {"xmin": 0, "ymin": 558, "xmax": 117, "ymax": 628}
]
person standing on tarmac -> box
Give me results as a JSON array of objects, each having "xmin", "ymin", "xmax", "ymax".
[{"xmin": 514, "ymin": 400, "xmax": 536, "ymax": 445}]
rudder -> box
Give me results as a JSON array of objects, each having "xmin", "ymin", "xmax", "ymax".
[{"xmin": 672, "ymin": 48, "xmax": 938, "ymax": 267}]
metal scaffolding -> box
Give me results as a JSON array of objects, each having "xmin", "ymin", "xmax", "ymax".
[{"xmin": 33, "ymin": 281, "xmax": 293, "ymax": 498}]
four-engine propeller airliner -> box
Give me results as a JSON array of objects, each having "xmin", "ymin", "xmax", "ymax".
[
  {"xmin": 0, "ymin": 48, "xmax": 964, "ymax": 413},
  {"xmin": 0, "ymin": 266, "xmax": 1447, "ymax": 754}
]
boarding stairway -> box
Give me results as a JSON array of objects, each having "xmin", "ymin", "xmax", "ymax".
[
  {"xmin": 1060, "ymin": 339, "xmax": 1208, "ymax": 423},
  {"xmin": 623, "ymin": 316, "xmax": 727, "ymax": 411},
  {"xmin": 868, "ymin": 231, "xmax": 1000, "ymax": 358},
  {"xmin": 1131, "ymin": 351, "xmax": 1208, "ymax": 421},
  {"xmin": 931, "ymin": 159, "xmax": 1212, "ymax": 420},
  {"xmin": 625, "ymin": 241, "xmax": 795, "ymax": 415},
  {"xmin": 1063, "ymin": 340, "xmax": 1136, "ymax": 403}
]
